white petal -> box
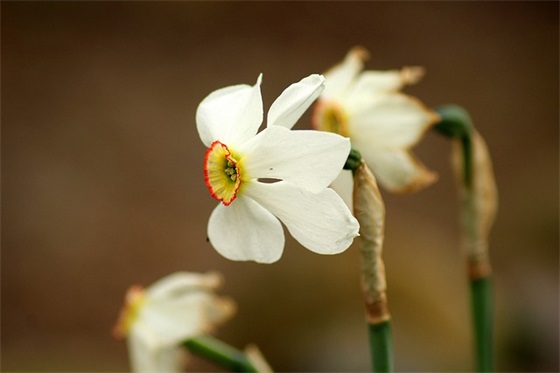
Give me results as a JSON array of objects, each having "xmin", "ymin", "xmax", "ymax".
[
  {"xmin": 330, "ymin": 169, "xmax": 354, "ymax": 210},
  {"xmin": 138, "ymin": 293, "xmax": 210, "ymax": 346},
  {"xmin": 147, "ymin": 272, "xmax": 222, "ymax": 300},
  {"xmin": 346, "ymin": 66, "xmax": 425, "ymax": 102},
  {"xmin": 245, "ymin": 182, "xmax": 359, "ymax": 255},
  {"xmin": 207, "ymin": 196, "xmax": 285, "ymax": 263},
  {"xmin": 349, "ymin": 93, "xmax": 438, "ymax": 148},
  {"xmin": 239, "ymin": 126, "xmax": 350, "ymax": 193},
  {"xmin": 322, "ymin": 47, "xmax": 368, "ymax": 100},
  {"xmin": 196, "ymin": 75, "xmax": 263, "ymax": 147},
  {"xmin": 361, "ymin": 148, "xmax": 437, "ymax": 193},
  {"xmin": 128, "ymin": 326, "xmax": 185, "ymax": 373},
  {"xmin": 267, "ymin": 74, "xmax": 325, "ymax": 129}
]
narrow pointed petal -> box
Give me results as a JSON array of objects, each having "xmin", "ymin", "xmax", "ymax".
[
  {"xmin": 196, "ymin": 75, "xmax": 263, "ymax": 147},
  {"xmin": 245, "ymin": 182, "xmax": 359, "ymax": 255},
  {"xmin": 267, "ymin": 74, "xmax": 325, "ymax": 129},
  {"xmin": 322, "ymin": 46, "xmax": 368, "ymax": 100},
  {"xmin": 238, "ymin": 126, "xmax": 350, "ymax": 193},
  {"xmin": 361, "ymin": 148, "xmax": 437, "ymax": 194},
  {"xmin": 350, "ymin": 93, "xmax": 439, "ymax": 148},
  {"xmin": 207, "ymin": 196, "xmax": 285, "ymax": 263}
]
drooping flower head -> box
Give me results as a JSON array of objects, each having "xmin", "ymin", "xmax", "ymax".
[
  {"xmin": 313, "ymin": 47, "xmax": 439, "ymax": 204},
  {"xmin": 113, "ymin": 272, "xmax": 235, "ymax": 373},
  {"xmin": 197, "ymin": 74, "xmax": 359, "ymax": 264}
]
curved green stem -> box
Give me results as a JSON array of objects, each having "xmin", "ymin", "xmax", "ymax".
[
  {"xmin": 183, "ymin": 335, "xmax": 258, "ymax": 372},
  {"xmin": 434, "ymin": 105, "xmax": 474, "ymax": 186}
]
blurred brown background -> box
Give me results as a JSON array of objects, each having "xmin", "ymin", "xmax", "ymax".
[{"xmin": 2, "ymin": 2, "xmax": 558, "ymax": 372}]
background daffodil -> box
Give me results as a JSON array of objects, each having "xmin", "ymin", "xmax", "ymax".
[
  {"xmin": 113, "ymin": 272, "xmax": 235, "ymax": 373},
  {"xmin": 197, "ymin": 74, "xmax": 359, "ymax": 264},
  {"xmin": 313, "ymin": 47, "xmax": 439, "ymax": 205}
]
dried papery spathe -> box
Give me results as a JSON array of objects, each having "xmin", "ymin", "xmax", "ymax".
[
  {"xmin": 452, "ymin": 130, "xmax": 498, "ymax": 279},
  {"xmin": 353, "ymin": 161, "xmax": 390, "ymax": 324}
]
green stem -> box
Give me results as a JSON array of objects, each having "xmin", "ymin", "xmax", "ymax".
[
  {"xmin": 369, "ymin": 321, "xmax": 393, "ymax": 372},
  {"xmin": 471, "ymin": 277, "xmax": 493, "ymax": 372},
  {"xmin": 183, "ymin": 335, "xmax": 258, "ymax": 372}
]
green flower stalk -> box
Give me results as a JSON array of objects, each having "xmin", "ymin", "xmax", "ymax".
[
  {"xmin": 183, "ymin": 336, "xmax": 269, "ymax": 372},
  {"xmin": 435, "ymin": 106, "xmax": 498, "ymax": 372},
  {"xmin": 350, "ymin": 158, "xmax": 393, "ymax": 372}
]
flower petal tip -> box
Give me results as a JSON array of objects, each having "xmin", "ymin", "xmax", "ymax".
[
  {"xmin": 393, "ymin": 169, "xmax": 438, "ymax": 194},
  {"xmin": 401, "ymin": 66, "xmax": 426, "ymax": 85},
  {"xmin": 349, "ymin": 46, "xmax": 370, "ymax": 62},
  {"xmin": 202, "ymin": 271, "xmax": 225, "ymax": 289}
]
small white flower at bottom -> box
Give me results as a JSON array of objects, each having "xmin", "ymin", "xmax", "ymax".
[{"xmin": 113, "ymin": 272, "xmax": 235, "ymax": 373}]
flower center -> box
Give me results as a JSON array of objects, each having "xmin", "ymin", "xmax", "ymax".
[
  {"xmin": 112, "ymin": 285, "xmax": 146, "ymax": 339},
  {"xmin": 313, "ymin": 101, "xmax": 349, "ymax": 137},
  {"xmin": 204, "ymin": 141, "xmax": 243, "ymax": 206}
]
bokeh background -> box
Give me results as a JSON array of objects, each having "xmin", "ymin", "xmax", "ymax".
[{"xmin": 2, "ymin": 2, "xmax": 558, "ymax": 372}]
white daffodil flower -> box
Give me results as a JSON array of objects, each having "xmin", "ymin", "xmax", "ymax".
[
  {"xmin": 197, "ymin": 74, "xmax": 359, "ymax": 264},
  {"xmin": 313, "ymin": 47, "xmax": 439, "ymax": 205},
  {"xmin": 113, "ymin": 272, "xmax": 235, "ymax": 373}
]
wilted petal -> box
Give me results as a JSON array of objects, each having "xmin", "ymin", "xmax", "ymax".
[
  {"xmin": 267, "ymin": 74, "xmax": 325, "ymax": 129},
  {"xmin": 322, "ymin": 46, "xmax": 368, "ymax": 100},
  {"xmin": 196, "ymin": 75, "xmax": 263, "ymax": 147},
  {"xmin": 239, "ymin": 126, "xmax": 350, "ymax": 193},
  {"xmin": 361, "ymin": 148, "xmax": 437, "ymax": 194},
  {"xmin": 349, "ymin": 93, "xmax": 438, "ymax": 148},
  {"xmin": 245, "ymin": 182, "xmax": 359, "ymax": 255},
  {"xmin": 207, "ymin": 196, "xmax": 285, "ymax": 263}
]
